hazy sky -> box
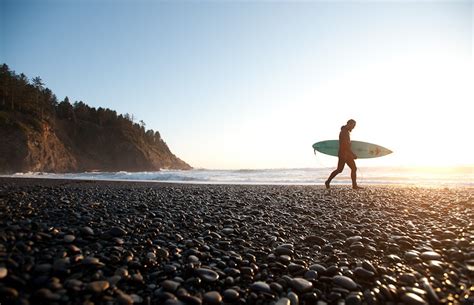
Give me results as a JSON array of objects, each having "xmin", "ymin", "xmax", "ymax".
[{"xmin": 1, "ymin": 0, "xmax": 472, "ymax": 169}]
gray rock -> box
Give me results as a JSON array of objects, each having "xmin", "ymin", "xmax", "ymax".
[
  {"xmin": 196, "ymin": 268, "xmax": 219, "ymax": 282},
  {"xmin": 345, "ymin": 293, "xmax": 362, "ymax": 305},
  {"xmin": 275, "ymin": 297, "xmax": 291, "ymax": 305},
  {"xmin": 81, "ymin": 226, "xmax": 95, "ymax": 235},
  {"xmin": 333, "ymin": 275, "xmax": 357, "ymax": 290},
  {"xmin": 275, "ymin": 245, "xmax": 294, "ymax": 256},
  {"xmin": 361, "ymin": 260, "xmax": 377, "ymax": 274},
  {"xmin": 291, "ymin": 278, "xmax": 313, "ymax": 293},
  {"xmin": 222, "ymin": 289, "xmax": 239, "ymax": 302},
  {"xmin": 64, "ymin": 234, "xmax": 75, "ymax": 243},
  {"xmin": 304, "ymin": 270, "xmax": 318, "ymax": 280},
  {"xmin": 250, "ymin": 281, "xmax": 272, "ymax": 293},
  {"xmin": 108, "ymin": 226, "xmax": 127, "ymax": 237},
  {"xmin": 354, "ymin": 267, "xmax": 374, "ymax": 280},
  {"xmin": 303, "ymin": 235, "xmax": 327, "ymax": 245},
  {"xmin": 161, "ymin": 280, "xmax": 180, "ymax": 292},
  {"xmin": 287, "ymin": 291, "xmax": 299, "ymax": 305}
]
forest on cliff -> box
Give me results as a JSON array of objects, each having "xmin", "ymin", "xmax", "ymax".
[{"xmin": 0, "ymin": 64, "xmax": 191, "ymax": 173}]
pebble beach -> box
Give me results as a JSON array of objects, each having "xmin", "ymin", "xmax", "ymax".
[{"xmin": 0, "ymin": 178, "xmax": 473, "ymax": 305}]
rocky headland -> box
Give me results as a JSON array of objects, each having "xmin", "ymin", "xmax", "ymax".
[{"xmin": 0, "ymin": 64, "xmax": 191, "ymax": 173}]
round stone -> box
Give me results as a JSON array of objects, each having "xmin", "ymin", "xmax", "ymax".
[
  {"xmin": 420, "ymin": 251, "xmax": 441, "ymax": 261},
  {"xmin": 0, "ymin": 267, "xmax": 7, "ymax": 279},
  {"xmin": 291, "ymin": 278, "xmax": 313, "ymax": 293},
  {"xmin": 333, "ymin": 275, "xmax": 357, "ymax": 290},
  {"xmin": 108, "ymin": 226, "xmax": 127, "ymax": 237},
  {"xmin": 87, "ymin": 280, "xmax": 109, "ymax": 293},
  {"xmin": 275, "ymin": 297, "xmax": 291, "ymax": 305},
  {"xmin": 0, "ymin": 287, "xmax": 19, "ymax": 298},
  {"xmin": 82, "ymin": 257, "xmax": 101, "ymax": 265},
  {"xmin": 401, "ymin": 292, "xmax": 428, "ymax": 305},
  {"xmin": 346, "ymin": 235, "xmax": 363, "ymax": 244},
  {"xmin": 163, "ymin": 299, "xmax": 185, "ymax": 305},
  {"xmin": 270, "ymin": 282, "xmax": 283, "ymax": 293},
  {"xmin": 275, "ymin": 245, "xmax": 294, "ymax": 256},
  {"xmin": 287, "ymin": 292, "xmax": 299, "ymax": 305},
  {"xmin": 354, "ymin": 267, "xmax": 374, "ymax": 280},
  {"xmin": 361, "ymin": 260, "xmax": 376, "ymax": 273},
  {"xmin": 250, "ymin": 281, "xmax": 272, "ymax": 293},
  {"xmin": 161, "ymin": 280, "xmax": 180, "ymax": 292},
  {"xmin": 35, "ymin": 263, "xmax": 52, "ymax": 274},
  {"xmin": 222, "ymin": 228, "xmax": 234, "ymax": 235},
  {"xmin": 196, "ymin": 268, "xmax": 219, "ymax": 282},
  {"xmin": 34, "ymin": 288, "xmax": 61, "ymax": 301},
  {"xmin": 187, "ymin": 255, "xmax": 200, "ymax": 263},
  {"xmin": 428, "ymin": 260, "xmax": 444, "ymax": 274},
  {"xmin": 279, "ymin": 255, "xmax": 292, "ymax": 265},
  {"xmin": 203, "ymin": 291, "xmax": 222, "ymax": 305},
  {"xmin": 222, "ymin": 289, "xmax": 239, "ymax": 301},
  {"xmin": 117, "ymin": 292, "xmax": 134, "ymax": 305},
  {"xmin": 399, "ymin": 273, "xmax": 416, "ymax": 285},
  {"xmin": 81, "ymin": 226, "xmax": 95, "ymax": 235},
  {"xmin": 404, "ymin": 250, "xmax": 420, "ymax": 261},
  {"xmin": 156, "ymin": 248, "xmax": 169, "ymax": 259},
  {"xmin": 304, "ymin": 270, "xmax": 318, "ymax": 280},
  {"xmin": 164, "ymin": 264, "xmax": 178, "ymax": 273},
  {"xmin": 303, "ymin": 235, "xmax": 327, "ymax": 245},
  {"xmin": 309, "ymin": 264, "xmax": 326, "ymax": 274},
  {"xmin": 64, "ymin": 234, "xmax": 75, "ymax": 243},
  {"xmin": 288, "ymin": 263, "xmax": 305, "ymax": 274},
  {"xmin": 346, "ymin": 293, "xmax": 362, "ymax": 305}
]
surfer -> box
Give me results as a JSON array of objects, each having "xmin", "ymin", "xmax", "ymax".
[{"xmin": 325, "ymin": 119, "xmax": 362, "ymax": 189}]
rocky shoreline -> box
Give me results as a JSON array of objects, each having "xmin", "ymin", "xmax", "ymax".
[{"xmin": 0, "ymin": 178, "xmax": 473, "ymax": 305}]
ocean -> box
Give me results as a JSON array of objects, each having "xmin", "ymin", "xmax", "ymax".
[{"xmin": 6, "ymin": 167, "xmax": 473, "ymax": 187}]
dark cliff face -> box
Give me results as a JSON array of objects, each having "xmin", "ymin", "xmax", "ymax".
[
  {"xmin": 0, "ymin": 112, "xmax": 191, "ymax": 173},
  {"xmin": 0, "ymin": 64, "xmax": 192, "ymax": 173}
]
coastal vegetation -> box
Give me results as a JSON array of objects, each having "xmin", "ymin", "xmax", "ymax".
[{"xmin": 0, "ymin": 64, "xmax": 191, "ymax": 173}]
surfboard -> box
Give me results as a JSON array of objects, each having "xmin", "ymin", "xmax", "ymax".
[{"xmin": 313, "ymin": 140, "xmax": 392, "ymax": 158}]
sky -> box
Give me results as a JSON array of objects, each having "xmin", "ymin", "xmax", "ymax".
[{"xmin": 1, "ymin": 0, "xmax": 473, "ymax": 169}]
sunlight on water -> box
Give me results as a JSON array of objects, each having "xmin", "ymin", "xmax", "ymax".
[{"xmin": 6, "ymin": 166, "xmax": 473, "ymax": 187}]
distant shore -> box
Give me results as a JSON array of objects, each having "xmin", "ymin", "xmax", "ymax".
[{"xmin": 1, "ymin": 177, "xmax": 473, "ymax": 305}]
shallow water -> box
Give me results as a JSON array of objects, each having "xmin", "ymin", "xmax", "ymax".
[{"xmin": 6, "ymin": 166, "xmax": 473, "ymax": 186}]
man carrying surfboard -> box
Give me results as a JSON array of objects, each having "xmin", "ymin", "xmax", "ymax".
[{"xmin": 325, "ymin": 119, "xmax": 362, "ymax": 189}]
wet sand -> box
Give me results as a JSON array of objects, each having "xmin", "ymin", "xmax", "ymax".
[{"xmin": 0, "ymin": 178, "xmax": 473, "ymax": 305}]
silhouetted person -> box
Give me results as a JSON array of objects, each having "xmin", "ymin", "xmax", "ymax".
[{"xmin": 325, "ymin": 119, "xmax": 361, "ymax": 189}]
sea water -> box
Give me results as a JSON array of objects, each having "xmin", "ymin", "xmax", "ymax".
[{"xmin": 7, "ymin": 167, "xmax": 473, "ymax": 187}]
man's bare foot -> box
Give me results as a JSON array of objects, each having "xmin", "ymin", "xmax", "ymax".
[
  {"xmin": 325, "ymin": 180, "xmax": 330, "ymax": 189},
  {"xmin": 352, "ymin": 185, "xmax": 363, "ymax": 190}
]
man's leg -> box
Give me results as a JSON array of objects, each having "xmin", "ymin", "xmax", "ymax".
[
  {"xmin": 346, "ymin": 158, "xmax": 360, "ymax": 189},
  {"xmin": 325, "ymin": 157, "xmax": 345, "ymax": 188}
]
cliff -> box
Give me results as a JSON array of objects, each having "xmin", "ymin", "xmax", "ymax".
[{"xmin": 0, "ymin": 64, "xmax": 191, "ymax": 173}]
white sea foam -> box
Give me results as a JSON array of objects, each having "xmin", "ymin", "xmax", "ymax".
[{"xmin": 4, "ymin": 167, "xmax": 473, "ymax": 187}]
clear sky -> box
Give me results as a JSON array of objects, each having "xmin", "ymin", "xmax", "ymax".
[{"xmin": 1, "ymin": 0, "xmax": 472, "ymax": 169}]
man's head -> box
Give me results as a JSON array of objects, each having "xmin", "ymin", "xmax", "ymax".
[{"xmin": 346, "ymin": 119, "xmax": 356, "ymax": 131}]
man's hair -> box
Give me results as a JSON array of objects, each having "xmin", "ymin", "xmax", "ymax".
[{"xmin": 347, "ymin": 119, "xmax": 356, "ymax": 125}]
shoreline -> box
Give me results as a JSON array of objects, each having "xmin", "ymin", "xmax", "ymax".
[
  {"xmin": 1, "ymin": 177, "xmax": 473, "ymax": 305},
  {"xmin": 1, "ymin": 176, "xmax": 472, "ymax": 189}
]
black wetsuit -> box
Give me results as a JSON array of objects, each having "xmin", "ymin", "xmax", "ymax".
[{"xmin": 326, "ymin": 125, "xmax": 358, "ymax": 188}]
